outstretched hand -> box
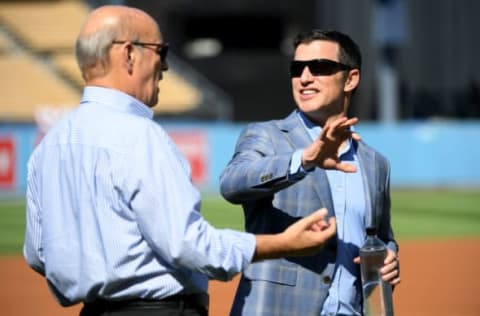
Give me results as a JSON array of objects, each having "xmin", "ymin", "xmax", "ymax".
[
  {"xmin": 252, "ymin": 208, "xmax": 336, "ymax": 261},
  {"xmin": 302, "ymin": 116, "xmax": 361, "ymax": 172},
  {"xmin": 280, "ymin": 208, "xmax": 336, "ymax": 257}
]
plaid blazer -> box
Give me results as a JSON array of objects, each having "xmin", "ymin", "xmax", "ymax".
[{"xmin": 220, "ymin": 110, "xmax": 397, "ymax": 316}]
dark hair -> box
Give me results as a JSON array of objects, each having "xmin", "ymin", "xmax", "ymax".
[{"xmin": 293, "ymin": 29, "xmax": 362, "ymax": 72}]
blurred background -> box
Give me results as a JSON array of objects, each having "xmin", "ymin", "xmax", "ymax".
[{"xmin": 0, "ymin": 0, "xmax": 479, "ymax": 195}]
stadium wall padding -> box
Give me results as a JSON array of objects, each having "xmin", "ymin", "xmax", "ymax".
[{"xmin": 1, "ymin": 120, "xmax": 479, "ymax": 196}]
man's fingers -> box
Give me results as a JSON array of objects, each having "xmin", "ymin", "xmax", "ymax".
[
  {"xmin": 328, "ymin": 116, "xmax": 348, "ymax": 129},
  {"xmin": 390, "ymin": 277, "xmax": 401, "ymax": 286},
  {"xmin": 382, "ymin": 270, "xmax": 400, "ymax": 285},
  {"xmin": 351, "ymin": 132, "xmax": 361, "ymax": 141},
  {"xmin": 322, "ymin": 117, "xmax": 359, "ymax": 142},
  {"xmin": 303, "ymin": 208, "xmax": 336, "ymax": 235},
  {"xmin": 331, "ymin": 116, "xmax": 358, "ymax": 130},
  {"xmin": 323, "ymin": 217, "xmax": 336, "ymax": 236},
  {"xmin": 341, "ymin": 117, "xmax": 359, "ymax": 127},
  {"xmin": 384, "ymin": 249, "xmax": 398, "ymax": 264},
  {"xmin": 310, "ymin": 222, "xmax": 324, "ymax": 232},
  {"xmin": 335, "ymin": 162, "xmax": 357, "ymax": 173},
  {"xmin": 305, "ymin": 208, "xmax": 328, "ymax": 224}
]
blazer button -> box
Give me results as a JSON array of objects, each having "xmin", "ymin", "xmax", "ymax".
[
  {"xmin": 323, "ymin": 276, "xmax": 332, "ymax": 284},
  {"xmin": 260, "ymin": 174, "xmax": 273, "ymax": 182}
]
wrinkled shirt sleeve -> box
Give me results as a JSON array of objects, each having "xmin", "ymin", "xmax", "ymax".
[
  {"xmin": 24, "ymin": 155, "xmax": 45, "ymax": 275},
  {"xmin": 123, "ymin": 124, "xmax": 256, "ymax": 281}
]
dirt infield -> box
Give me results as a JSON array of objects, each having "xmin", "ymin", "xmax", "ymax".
[{"xmin": 1, "ymin": 239, "xmax": 479, "ymax": 316}]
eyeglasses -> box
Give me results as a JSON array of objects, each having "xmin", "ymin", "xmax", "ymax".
[
  {"xmin": 289, "ymin": 59, "xmax": 352, "ymax": 77},
  {"xmin": 112, "ymin": 40, "xmax": 169, "ymax": 63}
]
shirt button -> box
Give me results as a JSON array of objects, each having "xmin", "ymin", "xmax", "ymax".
[{"xmin": 323, "ymin": 276, "xmax": 332, "ymax": 284}]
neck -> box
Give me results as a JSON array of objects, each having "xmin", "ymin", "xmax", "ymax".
[
  {"xmin": 306, "ymin": 98, "xmax": 350, "ymax": 127},
  {"xmin": 305, "ymin": 110, "xmax": 347, "ymax": 127}
]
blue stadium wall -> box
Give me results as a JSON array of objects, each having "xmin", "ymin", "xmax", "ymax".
[{"xmin": 1, "ymin": 120, "xmax": 480, "ymax": 197}]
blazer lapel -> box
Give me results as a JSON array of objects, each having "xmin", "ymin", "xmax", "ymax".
[
  {"xmin": 356, "ymin": 141, "xmax": 376, "ymax": 228},
  {"xmin": 311, "ymin": 169, "xmax": 335, "ymax": 219},
  {"xmin": 277, "ymin": 110, "xmax": 312, "ymax": 149},
  {"xmin": 277, "ymin": 110, "xmax": 335, "ymax": 218}
]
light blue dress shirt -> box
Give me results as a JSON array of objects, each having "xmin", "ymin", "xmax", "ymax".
[
  {"xmin": 290, "ymin": 112, "xmax": 366, "ymax": 316},
  {"xmin": 23, "ymin": 86, "xmax": 256, "ymax": 306}
]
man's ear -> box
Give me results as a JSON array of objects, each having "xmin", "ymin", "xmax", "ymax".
[
  {"xmin": 124, "ymin": 44, "xmax": 135, "ymax": 74},
  {"xmin": 344, "ymin": 69, "xmax": 360, "ymax": 93}
]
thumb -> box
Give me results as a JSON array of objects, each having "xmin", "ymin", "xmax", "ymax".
[{"xmin": 323, "ymin": 216, "xmax": 336, "ymax": 236}]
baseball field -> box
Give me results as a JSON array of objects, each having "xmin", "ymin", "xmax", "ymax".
[{"xmin": 1, "ymin": 189, "xmax": 479, "ymax": 315}]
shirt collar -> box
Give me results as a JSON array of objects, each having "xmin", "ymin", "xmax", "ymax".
[
  {"xmin": 80, "ymin": 86, "xmax": 154, "ymax": 119},
  {"xmin": 296, "ymin": 110, "xmax": 353, "ymax": 157}
]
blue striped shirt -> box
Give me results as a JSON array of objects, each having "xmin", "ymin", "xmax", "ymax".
[{"xmin": 23, "ymin": 86, "xmax": 256, "ymax": 306}]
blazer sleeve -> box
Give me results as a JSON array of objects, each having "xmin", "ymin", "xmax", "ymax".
[{"xmin": 220, "ymin": 122, "xmax": 305, "ymax": 204}]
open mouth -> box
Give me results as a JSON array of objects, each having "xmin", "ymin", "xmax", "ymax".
[{"xmin": 300, "ymin": 88, "xmax": 318, "ymax": 95}]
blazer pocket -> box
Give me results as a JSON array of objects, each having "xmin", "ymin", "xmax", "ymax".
[{"xmin": 243, "ymin": 261, "xmax": 297, "ymax": 286}]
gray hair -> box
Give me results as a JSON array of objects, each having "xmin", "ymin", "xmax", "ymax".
[{"xmin": 75, "ymin": 14, "xmax": 141, "ymax": 79}]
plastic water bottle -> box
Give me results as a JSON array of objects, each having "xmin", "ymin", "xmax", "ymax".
[{"xmin": 359, "ymin": 227, "xmax": 394, "ymax": 316}]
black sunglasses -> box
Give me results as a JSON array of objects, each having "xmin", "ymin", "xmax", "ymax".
[
  {"xmin": 112, "ymin": 40, "xmax": 169, "ymax": 63},
  {"xmin": 289, "ymin": 59, "xmax": 351, "ymax": 77}
]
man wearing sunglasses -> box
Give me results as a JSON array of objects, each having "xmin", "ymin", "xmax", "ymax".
[
  {"xmin": 22, "ymin": 8, "xmax": 362, "ymax": 316},
  {"xmin": 220, "ymin": 30, "xmax": 400, "ymax": 315}
]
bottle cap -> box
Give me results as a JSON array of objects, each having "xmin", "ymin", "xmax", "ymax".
[{"xmin": 366, "ymin": 227, "xmax": 377, "ymax": 235}]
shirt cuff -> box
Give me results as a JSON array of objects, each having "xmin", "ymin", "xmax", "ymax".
[
  {"xmin": 289, "ymin": 149, "xmax": 314, "ymax": 179},
  {"xmin": 236, "ymin": 232, "xmax": 257, "ymax": 270}
]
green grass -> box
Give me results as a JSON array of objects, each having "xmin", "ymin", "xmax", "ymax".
[
  {"xmin": 0, "ymin": 199, "xmax": 26, "ymax": 255},
  {"xmin": 201, "ymin": 196, "xmax": 245, "ymax": 231},
  {"xmin": 2, "ymin": 189, "xmax": 479, "ymax": 255},
  {"xmin": 391, "ymin": 189, "xmax": 480, "ymax": 239}
]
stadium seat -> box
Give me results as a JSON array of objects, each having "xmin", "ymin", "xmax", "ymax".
[
  {"xmin": 0, "ymin": 1, "xmax": 89, "ymax": 53},
  {"xmin": 0, "ymin": 32, "xmax": 12, "ymax": 53},
  {"xmin": 0, "ymin": 54, "xmax": 80, "ymax": 121},
  {"xmin": 0, "ymin": 1, "xmax": 211, "ymax": 121}
]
